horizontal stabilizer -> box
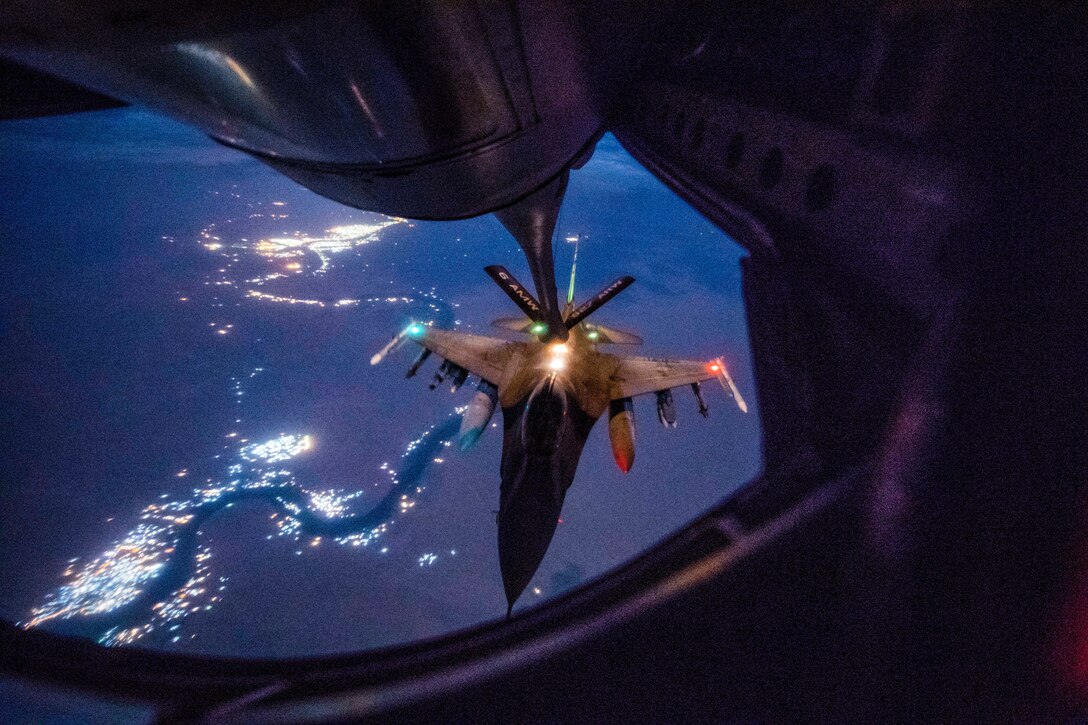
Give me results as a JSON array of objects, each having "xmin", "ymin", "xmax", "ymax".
[
  {"xmin": 492, "ymin": 317, "xmax": 534, "ymax": 333},
  {"xmin": 586, "ymin": 323, "xmax": 643, "ymax": 345},
  {"xmin": 484, "ymin": 265, "xmax": 543, "ymax": 322},
  {"xmin": 565, "ymin": 276, "xmax": 635, "ymax": 329}
]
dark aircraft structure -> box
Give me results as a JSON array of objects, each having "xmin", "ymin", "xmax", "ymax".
[
  {"xmin": 1, "ymin": 2, "xmax": 1086, "ymax": 722},
  {"xmin": 373, "ymin": 258, "xmax": 746, "ymax": 612}
]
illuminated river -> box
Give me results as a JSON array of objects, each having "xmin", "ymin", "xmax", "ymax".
[{"xmin": 23, "ymin": 399, "xmax": 462, "ymax": 647}]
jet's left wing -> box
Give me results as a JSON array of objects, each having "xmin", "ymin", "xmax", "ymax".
[
  {"xmin": 409, "ymin": 326, "xmax": 520, "ymax": 384},
  {"xmin": 610, "ymin": 355, "xmax": 747, "ymax": 412}
]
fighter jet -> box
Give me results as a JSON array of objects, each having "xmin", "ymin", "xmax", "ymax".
[{"xmin": 373, "ymin": 259, "xmax": 747, "ymax": 613}]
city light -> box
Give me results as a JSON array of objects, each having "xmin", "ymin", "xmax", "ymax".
[
  {"xmin": 23, "ymin": 373, "xmax": 465, "ymax": 647},
  {"xmin": 251, "ymin": 219, "xmax": 403, "ymax": 272},
  {"xmin": 20, "ymin": 204, "xmax": 468, "ymax": 648}
]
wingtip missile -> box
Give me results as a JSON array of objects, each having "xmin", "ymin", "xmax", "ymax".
[
  {"xmin": 369, "ymin": 336, "xmax": 398, "ymax": 366},
  {"xmin": 713, "ymin": 358, "xmax": 748, "ymax": 413},
  {"xmin": 371, "ymin": 326, "xmax": 413, "ymax": 366}
]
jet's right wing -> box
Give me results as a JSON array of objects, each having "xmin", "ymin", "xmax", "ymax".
[
  {"xmin": 409, "ymin": 326, "xmax": 521, "ymax": 384},
  {"xmin": 610, "ymin": 355, "xmax": 747, "ymax": 412}
]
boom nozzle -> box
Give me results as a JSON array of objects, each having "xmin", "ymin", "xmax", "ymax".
[{"xmin": 493, "ymin": 172, "xmax": 569, "ymax": 342}]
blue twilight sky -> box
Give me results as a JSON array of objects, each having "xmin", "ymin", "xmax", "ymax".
[{"xmin": 0, "ymin": 107, "xmax": 761, "ymax": 657}]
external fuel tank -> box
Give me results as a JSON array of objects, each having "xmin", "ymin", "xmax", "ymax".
[
  {"xmin": 608, "ymin": 397, "xmax": 635, "ymax": 473},
  {"xmin": 459, "ymin": 380, "xmax": 498, "ymax": 451}
]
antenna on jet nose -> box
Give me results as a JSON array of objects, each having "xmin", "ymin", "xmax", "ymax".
[{"xmin": 493, "ymin": 172, "xmax": 570, "ymax": 341}]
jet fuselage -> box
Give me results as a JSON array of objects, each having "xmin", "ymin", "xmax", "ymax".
[{"xmin": 494, "ymin": 325, "xmax": 619, "ymax": 610}]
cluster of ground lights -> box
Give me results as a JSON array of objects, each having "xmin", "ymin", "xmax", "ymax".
[{"xmin": 22, "ymin": 373, "xmax": 463, "ymax": 647}]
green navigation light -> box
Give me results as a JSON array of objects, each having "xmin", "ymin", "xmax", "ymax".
[
  {"xmin": 587, "ymin": 330, "xmax": 599, "ymax": 340},
  {"xmin": 407, "ymin": 324, "xmax": 423, "ymax": 337},
  {"xmin": 530, "ymin": 323, "xmax": 547, "ymax": 335}
]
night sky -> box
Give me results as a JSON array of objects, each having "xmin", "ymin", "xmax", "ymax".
[{"xmin": 0, "ymin": 108, "xmax": 761, "ymax": 657}]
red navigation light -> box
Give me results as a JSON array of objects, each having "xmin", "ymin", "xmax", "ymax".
[{"xmin": 709, "ymin": 363, "xmax": 720, "ymax": 372}]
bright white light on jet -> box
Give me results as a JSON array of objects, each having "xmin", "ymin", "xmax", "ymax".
[{"xmin": 546, "ymin": 343, "xmax": 569, "ymax": 372}]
